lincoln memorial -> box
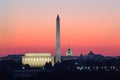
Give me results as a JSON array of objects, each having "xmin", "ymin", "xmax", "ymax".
[{"xmin": 22, "ymin": 53, "xmax": 54, "ymax": 67}]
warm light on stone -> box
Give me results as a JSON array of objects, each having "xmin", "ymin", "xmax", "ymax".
[{"xmin": 22, "ymin": 53, "xmax": 54, "ymax": 67}]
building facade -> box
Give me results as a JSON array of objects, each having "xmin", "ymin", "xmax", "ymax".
[
  {"xmin": 66, "ymin": 47, "xmax": 73, "ymax": 56},
  {"xmin": 22, "ymin": 53, "xmax": 54, "ymax": 67}
]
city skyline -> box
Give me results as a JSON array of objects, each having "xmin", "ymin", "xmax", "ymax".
[{"xmin": 0, "ymin": 0, "xmax": 120, "ymax": 56}]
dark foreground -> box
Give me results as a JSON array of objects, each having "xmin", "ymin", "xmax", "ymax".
[
  {"xmin": 30, "ymin": 71, "xmax": 120, "ymax": 80},
  {"xmin": 1, "ymin": 70, "xmax": 120, "ymax": 80}
]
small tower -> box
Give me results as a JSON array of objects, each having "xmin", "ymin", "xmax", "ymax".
[{"xmin": 66, "ymin": 47, "xmax": 73, "ymax": 56}]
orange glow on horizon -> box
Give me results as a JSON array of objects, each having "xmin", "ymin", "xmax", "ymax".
[{"xmin": 0, "ymin": 0, "xmax": 120, "ymax": 56}]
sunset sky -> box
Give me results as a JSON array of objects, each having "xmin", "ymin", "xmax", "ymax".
[{"xmin": 0, "ymin": 0, "xmax": 120, "ymax": 56}]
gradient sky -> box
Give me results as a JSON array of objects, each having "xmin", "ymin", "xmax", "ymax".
[{"xmin": 0, "ymin": 0, "xmax": 120, "ymax": 56}]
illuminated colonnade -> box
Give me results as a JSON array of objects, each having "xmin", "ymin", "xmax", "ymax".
[{"xmin": 22, "ymin": 53, "xmax": 54, "ymax": 67}]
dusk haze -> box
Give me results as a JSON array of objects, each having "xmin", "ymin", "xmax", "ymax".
[{"xmin": 0, "ymin": 0, "xmax": 120, "ymax": 56}]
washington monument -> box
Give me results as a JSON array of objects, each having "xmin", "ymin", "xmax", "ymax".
[{"xmin": 56, "ymin": 15, "xmax": 61, "ymax": 62}]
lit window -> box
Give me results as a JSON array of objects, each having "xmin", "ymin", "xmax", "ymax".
[
  {"xmin": 113, "ymin": 66, "xmax": 115, "ymax": 69},
  {"xmin": 25, "ymin": 58, "xmax": 27, "ymax": 61},
  {"xmin": 48, "ymin": 58, "xmax": 50, "ymax": 61},
  {"xmin": 45, "ymin": 58, "xmax": 47, "ymax": 61},
  {"xmin": 40, "ymin": 58, "xmax": 41, "ymax": 61},
  {"xmin": 28, "ymin": 58, "xmax": 30, "ymax": 61},
  {"xmin": 37, "ymin": 58, "xmax": 38, "ymax": 61},
  {"xmin": 88, "ymin": 67, "xmax": 90, "ymax": 69}
]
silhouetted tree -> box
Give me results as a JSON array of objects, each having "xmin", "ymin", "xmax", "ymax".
[
  {"xmin": 44, "ymin": 62, "xmax": 52, "ymax": 70},
  {"xmin": 24, "ymin": 64, "xmax": 31, "ymax": 70}
]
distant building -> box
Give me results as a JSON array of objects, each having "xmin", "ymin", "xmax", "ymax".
[
  {"xmin": 85, "ymin": 51, "xmax": 104, "ymax": 60},
  {"xmin": 66, "ymin": 47, "xmax": 73, "ymax": 56},
  {"xmin": 87, "ymin": 51, "xmax": 95, "ymax": 59},
  {"xmin": 0, "ymin": 54, "xmax": 23, "ymax": 62},
  {"xmin": 22, "ymin": 53, "xmax": 54, "ymax": 67},
  {"xmin": 62, "ymin": 47, "xmax": 78, "ymax": 61},
  {"xmin": 61, "ymin": 56, "xmax": 79, "ymax": 61}
]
